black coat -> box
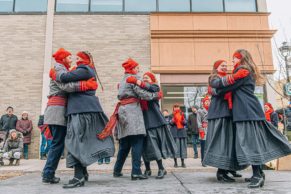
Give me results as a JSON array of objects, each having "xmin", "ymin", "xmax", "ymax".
[
  {"xmin": 276, "ymin": 108, "xmax": 291, "ymax": 130},
  {"xmin": 0, "ymin": 114, "xmax": 18, "ymax": 132},
  {"xmin": 215, "ymin": 69, "xmax": 265, "ymax": 122},
  {"xmin": 58, "ymin": 65, "xmax": 104, "ymax": 116},
  {"xmin": 208, "ymin": 75, "xmax": 232, "ymax": 120},
  {"xmin": 270, "ymin": 112, "xmax": 279, "ymax": 128},
  {"xmin": 142, "ymin": 83, "xmax": 167, "ymax": 130},
  {"xmin": 187, "ymin": 113, "xmax": 199, "ymax": 135}
]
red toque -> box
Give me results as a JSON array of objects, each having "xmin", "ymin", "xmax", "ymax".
[
  {"xmin": 264, "ymin": 102, "xmax": 274, "ymax": 110},
  {"xmin": 144, "ymin": 72, "xmax": 156, "ymax": 83},
  {"xmin": 233, "ymin": 52, "xmax": 243, "ymax": 60},
  {"xmin": 52, "ymin": 48, "xmax": 71, "ymax": 68},
  {"xmin": 122, "ymin": 58, "xmax": 139, "ymax": 74},
  {"xmin": 213, "ymin": 60, "xmax": 226, "ymax": 69},
  {"xmin": 77, "ymin": 51, "xmax": 90, "ymax": 66}
]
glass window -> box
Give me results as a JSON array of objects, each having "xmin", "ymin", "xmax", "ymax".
[
  {"xmin": 191, "ymin": 0, "xmax": 223, "ymax": 12},
  {"xmin": 0, "ymin": 0, "xmax": 13, "ymax": 12},
  {"xmin": 91, "ymin": 0, "xmax": 122, "ymax": 12},
  {"xmin": 159, "ymin": 0, "xmax": 190, "ymax": 12},
  {"xmin": 224, "ymin": 0, "xmax": 257, "ymax": 12},
  {"xmin": 125, "ymin": 0, "xmax": 156, "ymax": 12},
  {"xmin": 56, "ymin": 0, "xmax": 89, "ymax": 12},
  {"xmin": 15, "ymin": 0, "xmax": 47, "ymax": 12},
  {"xmin": 162, "ymin": 85, "xmax": 208, "ymax": 117}
]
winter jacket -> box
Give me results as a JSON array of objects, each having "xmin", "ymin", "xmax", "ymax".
[
  {"xmin": 197, "ymin": 108, "xmax": 208, "ymax": 140},
  {"xmin": 3, "ymin": 130, "xmax": 23, "ymax": 153},
  {"xmin": 16, "ymin": 119, "xmax": 33, "ymax": 144},
  {"xmin": 0, "ymin": 114, "xmax": 18, "ymax": 132},
  {"xmin": 187, "ymin": 112, "xmax": 199, "ymax": 135}
]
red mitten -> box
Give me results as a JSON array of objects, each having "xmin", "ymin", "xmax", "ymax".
[
  {"xmin": 199, "ymin": 129, "xmax": 205, "ymax": 139},
  {"xmin": 97, "ymin": 128, "xmax": 112, "ymax": 140},
  {"xmin": 126, "ymin": 76, "xmax": 138, "ymax": 84},
  {"xmin": 86, "ymin": 78, "xmax": 98, "ymax": 90},
  {"xmin": 49, "ymin": 68, "xmax": 56, "ymax": 81},
  {"xmin": 233, "ymin": 69, "xmax": 250, "ymax": 80}
]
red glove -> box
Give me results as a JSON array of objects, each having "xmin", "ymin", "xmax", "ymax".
[
  {"xmin": 80, "ymin": 78, "xmax": 98, "ymax": 91},
  {"xmin": 49, "ymin": 68, "xmax": 56, "ymax": 81},
  {"xmin": 126, "ymin": 76, "xmax": 138, "ymax": 84},
  {"xmin": 199, "ymin": 129, "xmax": 205, "ymax": 139},
  {"xmin": 157, "ymin": 91, "xmax": 163, "ymax": 99},
  {"xmin": 97, "ymin": 128, "xmax": 112, "ymax": 140},
  {"xmin": 233, "ymin": 69, "xmax": 250, "ymax": 80}
]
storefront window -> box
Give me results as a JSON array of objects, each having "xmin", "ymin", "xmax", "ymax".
[
  {"xmin": 191, "ymin": 0, "xmax": 223, "ymax": 12},
  {"xmin": 162, "ymin": 85, "xmax": 208, "ymax": 117},
  {"xmin": 125, "ymin": 0, "xmax": 156, "ymax": 12},
  {"xmin": 56, "ymin": 0, "xmax": 89, "ymax": 12},
  {"xmin": 0, "ymin": 0, "xmax": 13, "ymax": 12},
  {"xmin": 224, "ymin": 0, "xmax": 257, "ymax": 12},
  {"xmin": 159, "ymin": 0, "xmax": 190, "ymax": 12},
  {"xmin": 255, "ymin": 86, "xmax": 264, "ymax": 108},
  {"xmin": 14, "ymin": 0, "xmax": 47, "ymax": 12},
  {"xmin": 91, "ymin": 0, "xmax": 122, "ymax": 12}
]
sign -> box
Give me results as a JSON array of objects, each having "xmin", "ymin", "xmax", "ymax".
[{"xmin": 284, "ymin": 83, "xmax": 291, "ymax": 96}]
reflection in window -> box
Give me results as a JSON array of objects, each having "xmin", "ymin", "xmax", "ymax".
[
  {"xmin": 56, "ymin": 0, "xmax": 89, "ymax": 12},
  {"xmin": 191, "ymin": 0, "xmax": 223, "ymax": 12},
  {"xmin": 225, "ymin": 0, "xmax": 257, "ymax": 12},
  {"xmin": 15, "ymin": 0, "xmax": 47, "ymax": 12},
  {"xmin": 125, "ymin": 0, "xmax": 156, "ymax": 12},
  {"xmin": 91, "ymin": 0, "xmax": 122, "ymax": 12},
  {"xmin": 162, "ymin": 85, "xmax": 208, "ymax": 117},
  {"xmin": 159, "ymin": 0, "xmax": 190, "ymax": 12},
  {"xmin": 0, "ymin": 0, "xmax": 13, "ymax": 12}
]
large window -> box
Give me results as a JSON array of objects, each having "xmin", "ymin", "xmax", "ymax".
[
  {"xmin": 91, "ymin": 0, "xmax": 122, "ymax": 12},
  {"xmin": 0, "ymin": 0, "xmax": 13, "ymax": 12},
  {"xmin": 191, "ymin": 0, "xmax": 223, "ymax": 12},
  {"xmin": 225, "ymin": 0, "xmax": 257, "ymax": 12},
  {"xmin": 56, "ymin": 0, "xmax": 89, "ymax": 12},
  {"xmin": 125, "ymin": 0, "xmax": 156, "ymax": 12},
  {"xmin": 159, "ymin": 0, "xmax": 190, "ymax": 12},
  {"xmin": 14, "ymin": 0, "xmax": 47, "ymax": 12}
]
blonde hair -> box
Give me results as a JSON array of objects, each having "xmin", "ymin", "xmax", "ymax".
[{"xmin": 234, "ymin": 49, "xmax": 264, "ymax": 85}]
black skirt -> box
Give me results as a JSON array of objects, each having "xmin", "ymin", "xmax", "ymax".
[
  {"xmin": 203, "ymin": 118, "xmax": 247, "ymax": 171},
  {"xmin": 66, "ymin": 112, "xmax": 115, "ymax": 168},
  {"xmin": 143, "ymin": 125, "xmax": 177, "ymax": 162},
  {"xmin": 235, "ymin": 120, "xmax": 291, "ymax": 165}
]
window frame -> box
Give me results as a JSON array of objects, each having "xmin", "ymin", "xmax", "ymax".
[{"xmin": 0, "ymin": 0, "xmax": 48, "ymax": 14}]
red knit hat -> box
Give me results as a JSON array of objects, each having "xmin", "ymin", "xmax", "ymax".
[
  {"xmin": 233, "ymin": 52, "xmax": 243, "ymax": 59},
  {"xmin": 77, "ymin": 51, "xmax": 90, "ymax": 65},
  {"xmin": 202, "ymin": 95, "xmax": 210, "ymax": 104},
  {"xmin": 144, "ymin": 72, "xmax": 156, "ymax": 83},
  {"xmin": 213, "ymin": 60, "xmax": 226, "ymax": 69},
  {"xmin": 264, "ymin": 102, "xmax": 274, "ymax": 110},
  {"xmin": 52, "ymin": 48, "xmax": 71, "ymax": 65},
  {"xmin": 122, "ymin": 58, "xmax": 139, "ymax": 74}
]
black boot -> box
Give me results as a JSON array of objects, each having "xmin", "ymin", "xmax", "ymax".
[
  {"xmin": 144, "ymin": 161, "xmax": 152, "ymax": 177},
  {"xmin": 156, "ymin": 169, "xmax": 167, "ymax": 179},
  {"xmin": 216, "ymin": 169, "xmax": 235, "ymax": 183},
  {"xmin": 144, "ymin": 170, "xmax": 152, "ymax": 177},
  {"xmin": 131, "ymin": 174, "xmax": 148, "ymax": 180},
  {"xmin": 181, "ymin": 159, "xmax": 186, "ymax": 168},
  {"xmin": 228, "ymin": 170, "xmax": 242, "ymax": 178},
  {"xmin": 174, "ymin": 158, "xmax": 178, "ymax": 168},
  {"xmin": 83, "ymin": 167, "xmax": 89, "ymax": 181},
  {"xmin": 42, "ymin": 176, "xmax": 61, "ymax": 184},
  {"xmin": 113, "ymin": 171, "xmax": 123, "ymax": 177},
  {"xmin": 63, "ymin": 177, "xmax": 85, "ymax": 189},
  {"xmin": 248, "ymin": 177, "xmax": 264, "ymax": 188}
]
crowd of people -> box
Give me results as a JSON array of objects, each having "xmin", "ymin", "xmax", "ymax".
[{"xmin": 0, "ymin": 47, "xmax": 291, "ymax": 190}]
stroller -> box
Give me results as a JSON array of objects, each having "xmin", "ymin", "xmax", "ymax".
[{"xmin": 0, "ymin": 131, "xmax": 8, "ymax": 166}]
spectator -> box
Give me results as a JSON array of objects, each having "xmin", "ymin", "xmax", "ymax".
[
  {"xmin": 162, "ymin": 109, "xmax": 171, "ymax": 125},
  {"xmin": 38, "ymin": 115, "xmax": 52, "ymax": 160},
  {"xmin": 16, "ymin": 111, "xmax": 33, "ymax": 159},
  {"xmin": 264, "ymin": 103, "xmax": 279, "ymax": 129},
  {"xmin": 276, "ymin": 102, "xmax": 291, "ymax": 131},
  {"xmin": 187, "ymin": 105, "xmax": 199, "ymax": 159},
  {"xmin": 0, "ymin": 106, "xmax": 18, "ymax": 143},
  {"xmin": 0, "ymin": 129, "xmax": 23, "ymax": 166}
]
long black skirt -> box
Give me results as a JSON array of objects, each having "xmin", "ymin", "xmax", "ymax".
[
  {"xmin": 143, "ymin": 125, "xmax": 177, "ymax": 162},
  {"xmin": 203, "ymin": 118, "xmax": 247, "ymax": 171},
  {"xmin": 235, "ymin": 120, "xmax": 291, "ymax": 165},
  {"xmin": 66, "ymin": 112, "xmax": 115, "ymax": 168}
]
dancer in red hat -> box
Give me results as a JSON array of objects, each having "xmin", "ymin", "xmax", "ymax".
[
  {"xmin": 126, "ymin": 72, "xmax": 177, "ymax": 179},
  {"xmin": 264, "ymin": 102, "xmax": 279, "ymax": 129},
  {"xmin": 209, "ymin": 49, "xmax": 291, "ymax": 188},
  {"xmin": 98, "ymin": 58, "xmax": 161, "ymax": 181},
  {"xmin": 52, "ymin": 51, "xmax": 115, "ymax": 188},
  {"xmin": 42, "ymin": 48, "xmax": 98, "ymax": 184}
]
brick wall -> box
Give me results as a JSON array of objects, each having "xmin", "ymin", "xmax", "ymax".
[
  {"xmin": 0, "ymin": 15, "xmax": 46, "ymax": 158},
  {"xmin": 52, "ymin": 15, "xmax": 151, "ymax": 116}
]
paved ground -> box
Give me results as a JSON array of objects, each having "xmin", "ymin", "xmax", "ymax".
[{"xmin": 0, "ymin": 158, "xmax": 291, "ymax": 194}]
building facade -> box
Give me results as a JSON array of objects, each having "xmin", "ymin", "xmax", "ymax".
[{"xmin": 0, "ymin": 0, "xmax": 276, "ymax": 158}]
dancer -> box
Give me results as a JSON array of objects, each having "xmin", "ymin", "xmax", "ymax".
[
  {"xmin": 204, "ymin": 60, "xmax": 249, "ymax": 182},
  {"xmin": 42, "ymin": 48, "xmax": 98, "ymax": 184},
  {"xmin": 126, "ymin": 72, "xmax": 177, "ymax": 179},
  {"xmin": 170, "ymin": 104, "xmax": 187, "ymax": 168},
  {"xmin": 264, "ymin": 103, "xmax": 279, "ymax": 129},
  {"xmin": 197, "ymin": 96, "xmax": 210, "ymax": 167},
  {"xmin": 98, "ymin": 58, "xmax": 161, "ymax": 181},
  {"xmin": 211, "ymin": 49, "xmax": 291, "ymax": 188},
  {"xmin": 53, "ymin": 51, "xmax": 115, "ymax": 188}
]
